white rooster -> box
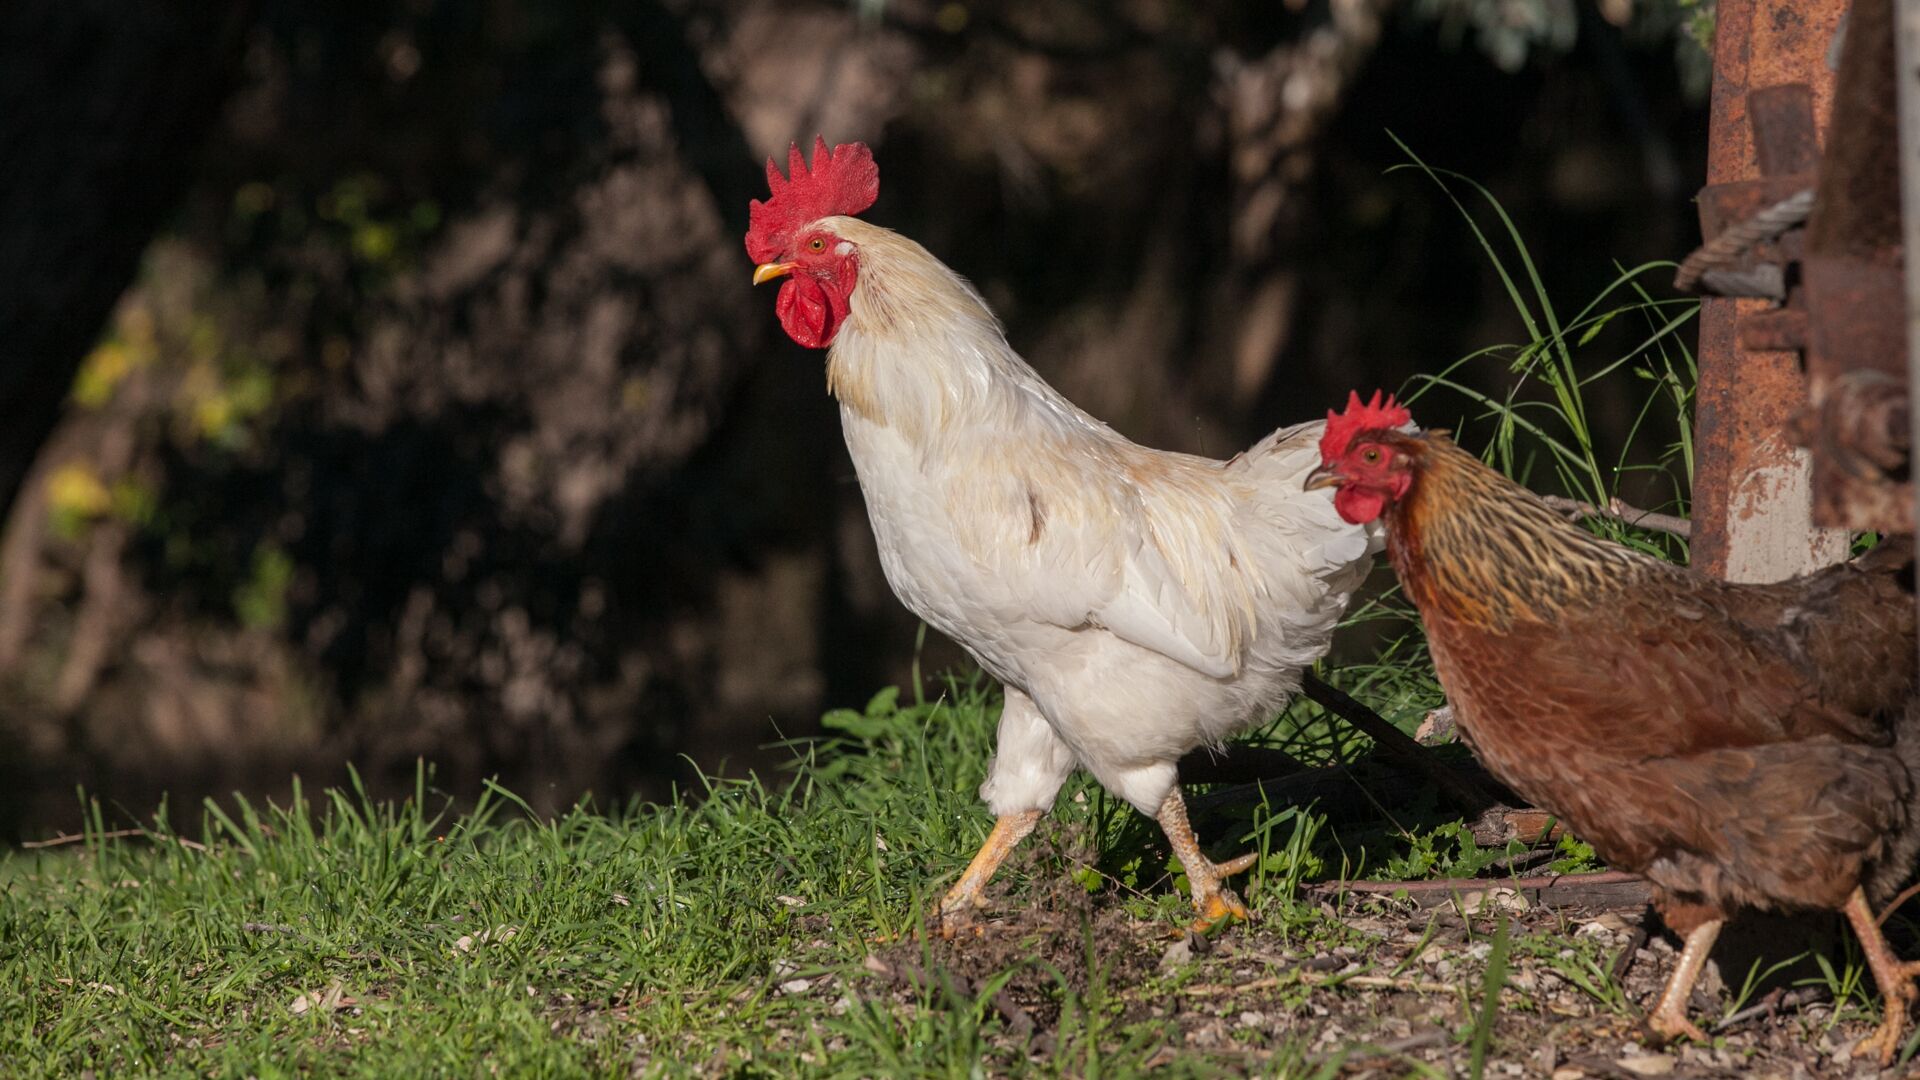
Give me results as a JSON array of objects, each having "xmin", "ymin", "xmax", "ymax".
[{"xmin": 746, "ymin": 138, "xmax": 1379, "ymax": 930}]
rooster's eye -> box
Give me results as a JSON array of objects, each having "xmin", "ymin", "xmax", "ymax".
[
  {"xmin": 807, "ymin": 237, "xmax": 826, "ymax": 252},
  {"xmin": 1361, "ymin": 448, "xmax": 1382, "ymax": 464}
]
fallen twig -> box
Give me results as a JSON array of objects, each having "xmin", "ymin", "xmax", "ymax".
[
  {"xmin": 1560, "ymin": 1052, "xmax": 1647, "ymax": 1080},
  {"xmin": 1343, "ymin": 1029, "xmax": 1452, "ymax": 1058},
  {"xmin": 1609, "ymin": 916, "xmax": 1650, "ymax": 984},
  {"xmin": 1314, "ymin": 870, "xmax": 1650, "ymax": 912},
  {"xmin": 1320, "ymin": 973, "xmax": 1458, "ymax": 994},
  {"xmin": 1540, "ymin": 495, "xmax": 1691, "ymax": 539},
  {"xmin": 1180, "ymin": 976, "xmax": 1282, "ymax": 997},
  {"xmin": 1711, "ymin": 985, "xmax": 1830, "ymax": 1033},
  {"xmin": 21, "ymin": 828, "xmax": 209, "ymax": 852},
  {"xmin": 1180, "ymin": 971, "xmax": 1458, "ymax": 997},
  {"xmin": 1324, "ymin": 870, "xmax": 1643, "ymax": 894}
]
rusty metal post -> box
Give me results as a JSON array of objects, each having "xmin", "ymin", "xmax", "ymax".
[{"xmin": 1692, "ymin": 0, "xmax": 1853, "ymax": 581}]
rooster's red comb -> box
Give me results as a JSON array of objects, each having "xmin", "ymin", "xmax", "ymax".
[
  {"xmin": 1319, "ymin": 390, "xmax": 1413, "ymax": 463},
  {"xmin": 745, "ymin": 136, "xmax": 879, "ymax": 263}
]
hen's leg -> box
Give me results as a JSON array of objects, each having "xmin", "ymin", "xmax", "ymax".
[
  {"xmin": 1844, "ymin": 886, "xmax": 1917, "ymax": 1066},
  {"xmin": 1646, "ymin": 919, "xmax": 1720, "ymax": 1044},
  {"xmin": 1157, "ymin": 788, "xmax": 1258, "ymax": 931}
]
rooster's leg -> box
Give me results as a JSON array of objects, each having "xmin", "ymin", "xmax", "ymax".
[
  {"xmin": 1646, "ymin": 918, "xmax": 1720, "ymax": 1045},
  {"xmin": 1844, "ymin": 886, "xmax": 1918, "ymax": 1066},
  {"xmin": 935, "ymin": 809, "xmax": 1042, "ymax": 936},
  {"xmin": 1156, "ymin": 789, "xmax": 1258, "ymax": 931}
]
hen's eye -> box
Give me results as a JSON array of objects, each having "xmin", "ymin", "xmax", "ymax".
[
  {"xmin": 1361, "ymin": 448, "xmax": 1382, "ymax": 464},
  {"xmin": 807, "ymin": 237, "xmax": 826, "ymax": 252}
]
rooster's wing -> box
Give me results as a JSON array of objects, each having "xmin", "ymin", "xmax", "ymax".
[{"xmin": 942, "ymin": 422, "xmax": 1369, "ymax": 680}]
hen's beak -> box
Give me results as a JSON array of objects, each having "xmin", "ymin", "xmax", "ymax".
[
  {"xmin": 752, "ymin": 261, "xmax": 795, "ymax": 286},
  {"xmin": 1302, "ymin": 465, "xmax": 1342, "ymax": 492}
]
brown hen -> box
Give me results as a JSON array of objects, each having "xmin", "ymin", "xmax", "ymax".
[{"xmin": 1307, "ymin": 392, "xmax": 1920, "ymax": 1063}]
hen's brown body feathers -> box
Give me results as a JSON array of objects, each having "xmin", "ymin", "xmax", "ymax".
[{"xmin": 1383, "ymin": 432, "xmax": 1919, "ymax": 929}]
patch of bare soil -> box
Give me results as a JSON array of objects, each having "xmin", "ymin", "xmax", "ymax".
[{"xmin": 869, "ymin": 869, "xmax": 1915, "ymax": 1078}]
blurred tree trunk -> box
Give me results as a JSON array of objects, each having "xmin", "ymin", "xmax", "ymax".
[
  {"xmin": 1205, "ymin": 0, "xmax": 1391, "ymax": 417},
  {"xmin": 0, "ymin": 0, "xmax": 255, "ymax": 523}
]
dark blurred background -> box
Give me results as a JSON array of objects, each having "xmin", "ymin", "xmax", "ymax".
[{"xmin": 0, "ymin": 0, "xmax": 1711, "ymax": 834}]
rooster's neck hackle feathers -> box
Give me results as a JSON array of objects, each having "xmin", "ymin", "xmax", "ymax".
[
  {"xmin": 825, "ymin": 217, "xmax": 1092, "ymax": 443},
  {"xmin": 1388, "ymin": 433, "xmax": 1650, "ymax": 630}
]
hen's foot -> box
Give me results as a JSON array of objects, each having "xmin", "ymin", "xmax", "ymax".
[
  {"xmin": 1644, "ymin": 919, "xmax": 1721, "ymax": 1048},
  {"xmin": 1853, "ymin": 1009, "xmax": 1911, "ymax": 1069},
  {"xmin": 933, "ymin": 810, "xmax": 1042, "ymax": 939},
  {"xmin": 1156, "ymin": 790, "xmax": 1258, "ymax": 933},
  {"xmin": 1843, "ymin": 887, "xmax": 1918, "ymax": 1066},
  {"xmin": 1645, "ymin": 1008, "xmax": 1710, "ymax": 1046}
]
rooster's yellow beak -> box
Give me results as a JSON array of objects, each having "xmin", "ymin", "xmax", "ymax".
[
  {"xmin": 1303, "ymin": 465, "xmax": 1341, "ymax": 492},
  {"xmin": 752, "ymin": 262, "xmax": 795, "ymax": 285}
]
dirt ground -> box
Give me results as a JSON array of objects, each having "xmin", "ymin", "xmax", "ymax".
[{"xmin": 861, "ymin": 876, "xmax": 1916, "ymax": 1079}]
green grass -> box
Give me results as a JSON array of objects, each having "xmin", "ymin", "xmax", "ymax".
[
  {"xmin": 0, "ymin": 681, "xmax": 1457, "ymax": 1078},
  {"xmin": 0, "ymin": 687, "xmax": 971, "ymax": 1076}
]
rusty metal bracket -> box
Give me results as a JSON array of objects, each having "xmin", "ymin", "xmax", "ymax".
[{"xmin": 1802, "ymin": 0, "xmax": 1911, "ymax": 532}]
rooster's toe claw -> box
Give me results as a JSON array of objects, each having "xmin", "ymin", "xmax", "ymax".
[
  {"xmin": 1215, "ymin": 852, "xmax": 1260, "ymax": 878},
  {"xmin": 1188, "ymin": 887, "xmax": 1250, "ymax": 933}
]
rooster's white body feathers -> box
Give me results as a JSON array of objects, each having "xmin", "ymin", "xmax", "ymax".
[{"xmin": 819, "ymin": 217, "xmax": 1377, "ymax": 818}]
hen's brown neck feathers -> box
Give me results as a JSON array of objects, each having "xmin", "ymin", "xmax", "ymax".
[{"xmin": 1384, "ymin": 433, "xmax": 1654, "ymax": 630}]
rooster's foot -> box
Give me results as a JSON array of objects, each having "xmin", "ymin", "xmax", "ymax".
[
  {"xmin": 933, "ymin": 810, "xmax": 1043, "ymax": 938},
  {"xmin": 930, "ymin": 914, "xmax": 985, "ymax": 941},
  {"xmin": 1189, "ymin": 861, "xmax": 1256, "ymax": 933},
  {"xmin": 928, "ymin": 900, "xmax": 975, "ymax": 940},
  {"xmin": 1157, "ymin": 790, "xmax": 1259, "ymax": 932}
]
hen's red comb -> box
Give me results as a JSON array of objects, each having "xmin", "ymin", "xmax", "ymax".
[
  {"xmin": 745, "ymin": 136, "xmax": 879, "ymax": 263},
  {"xmin": 1319, "ymin": 390, "xmax": 1412, "ymax": 463}
]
